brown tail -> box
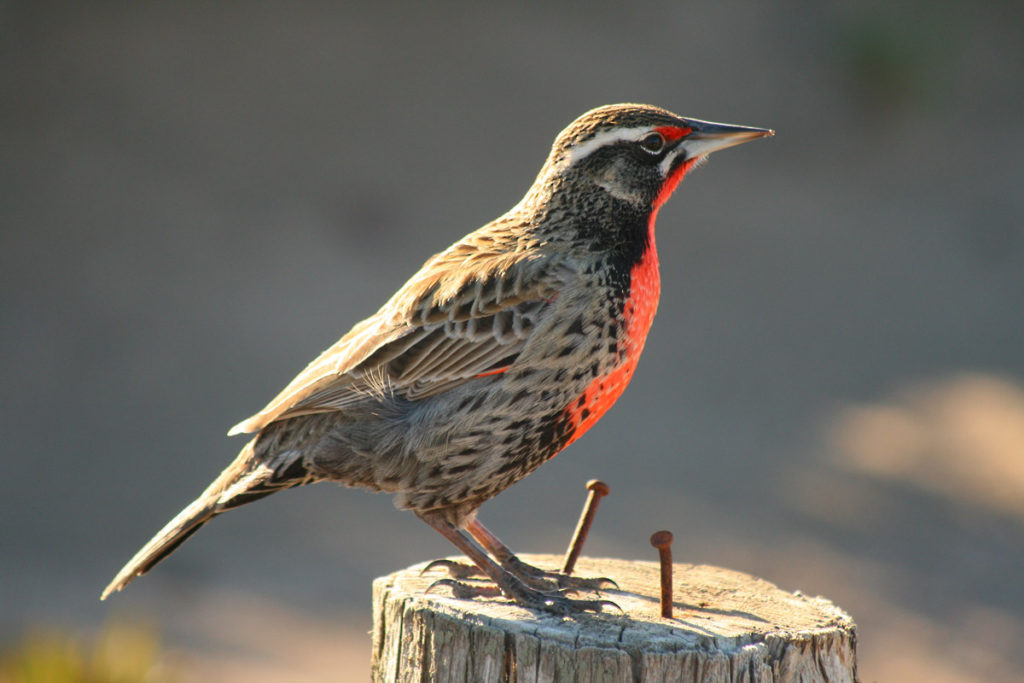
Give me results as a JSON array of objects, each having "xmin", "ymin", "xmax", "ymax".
[{"xmin": 101, "ymin": 440, "xmax": 285, "ymax": 600}]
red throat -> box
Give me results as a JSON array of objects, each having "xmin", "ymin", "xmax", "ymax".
[
  {"xmin": 559, "ymin": 206, "xmax": 663, "ymax": 451},
  {"xmin": 554, "ymin": 124, "xmax": 695, "ymax": 453}
]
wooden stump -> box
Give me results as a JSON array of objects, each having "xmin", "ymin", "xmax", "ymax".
[{"xmin": 371, "ymin": 554, "xmax": 857, "ymax": 682}]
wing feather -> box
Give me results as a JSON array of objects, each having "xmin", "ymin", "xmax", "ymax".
[{"xmin": 228, "ymin": 232, "xmax": 571, "ymax": 435}]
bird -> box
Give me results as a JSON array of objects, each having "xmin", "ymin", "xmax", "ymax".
[{"xmin": 102, "ymin": 103, "xmax": 772, "ymax": 611}]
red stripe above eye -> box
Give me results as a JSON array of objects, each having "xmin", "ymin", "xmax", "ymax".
[{"xmin": 654, "ymin": 125, "xmax": 691, "ymax": 142}]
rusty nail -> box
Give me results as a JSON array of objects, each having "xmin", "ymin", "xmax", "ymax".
[
  {"xmin": 650, "ymin": 530, "xmax": 674, "ymax": 618},
  {"xmin": 561, "ymin": 479, "xmax": 610, "ymax": 575}
]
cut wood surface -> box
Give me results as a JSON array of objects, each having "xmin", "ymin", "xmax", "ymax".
[{"xmin": 372, "ymin": 554, "xmax": 857, "ymax": 682}]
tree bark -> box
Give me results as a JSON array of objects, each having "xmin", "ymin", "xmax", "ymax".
[{"xmin": 371, "ymin": 554, "xmax": 857, "ymax": 682}]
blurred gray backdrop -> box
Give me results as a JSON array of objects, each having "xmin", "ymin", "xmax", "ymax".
[{"xmin": 3, "ymin": 1, "xmax": 1024, "ymax": 680}]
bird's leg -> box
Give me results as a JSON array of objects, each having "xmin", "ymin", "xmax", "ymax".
[
  {"xmin": 421, "ymin": 516, "xmax": 616, "ymax": 591},
  {"xmin": 419, "ymin": 517, "xmax": 525, "ymax": 582},
  {"xmin": 467, "ymin": 518, "xmax": 616, "ymax": 592},
  {"xmin": 417, "ymin": 511, "xmax": 614, "ymax": 614}
]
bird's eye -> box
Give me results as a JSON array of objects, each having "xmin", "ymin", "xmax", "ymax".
[{"xmin": 639, "ymin": 132, "xmax": 665, "ymax": 154}]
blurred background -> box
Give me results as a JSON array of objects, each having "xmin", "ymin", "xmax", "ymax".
[{"xmin": 3, "ymin": 1, "xmax": 1023, "ymax": 680}]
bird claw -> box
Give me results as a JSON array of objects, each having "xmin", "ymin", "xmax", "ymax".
[
  {"xmin": 421, "ymin": 558, "xmax": 615, "ymax": 591},
  {"xmin": 419, "ymin": 552, "xmax": 618, "ymax": 614},
  {"xmin": 421, "ymin": 559, "xmax": 484, "ymax": 579},
  {"xmin": 502, "ymin": 556, "xmax": 618, "ymax": 592}
]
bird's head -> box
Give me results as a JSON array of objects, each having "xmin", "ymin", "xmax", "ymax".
[{"xmin": 534, "ymin": 103, "xmax": 773, "ymax": 212}]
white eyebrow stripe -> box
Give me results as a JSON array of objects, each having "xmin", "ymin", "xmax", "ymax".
[{"xmin": 563, "ymin": 126, "xmax": 656, "ymax": 166}]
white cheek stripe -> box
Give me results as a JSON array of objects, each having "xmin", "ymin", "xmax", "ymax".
[
  {"xmin": 658, "ymin": 153, "xmax": 676, "ymax": 176},
  {"xmin": 563, "ymin": 126, "xmax": 661, "ymax": 166},
  {"xmin": 659, "ymin": 151, "xmax": 707, "ymax": 179}
]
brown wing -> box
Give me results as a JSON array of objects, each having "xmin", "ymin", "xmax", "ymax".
[{"xmin": 228, "ymin": 231, "xmax": 569, "ymax": 436}]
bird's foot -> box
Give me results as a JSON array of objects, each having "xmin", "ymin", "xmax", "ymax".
[
  {"xmin": 426, "ymin": 576, "xmax": 619, "ymax": 615},
  {"xmin": 422, "ymin": 556, "xmax": 616, "ymax": 593},
  {"xmin": 502, "ymin": 555, "xmax": 618, "ymax": 593}
]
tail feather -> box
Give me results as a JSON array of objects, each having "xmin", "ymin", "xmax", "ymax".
[
  {"xmin": 100, "ymin": 497, "xmax": 220, "ymax": 600},
  {"xmin": 101, "ymin": 440, "xmax": 286, "ymax": 600}
]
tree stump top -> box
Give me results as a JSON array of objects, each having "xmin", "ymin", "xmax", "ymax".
[{"xmin": 372, "ymin": 554, "xmax": 857, "ymax": 682}]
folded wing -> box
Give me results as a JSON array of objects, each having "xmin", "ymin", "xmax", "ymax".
[{"xmin": 229, "ymin": 243, "xmax": 568, "ymax": 435}]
